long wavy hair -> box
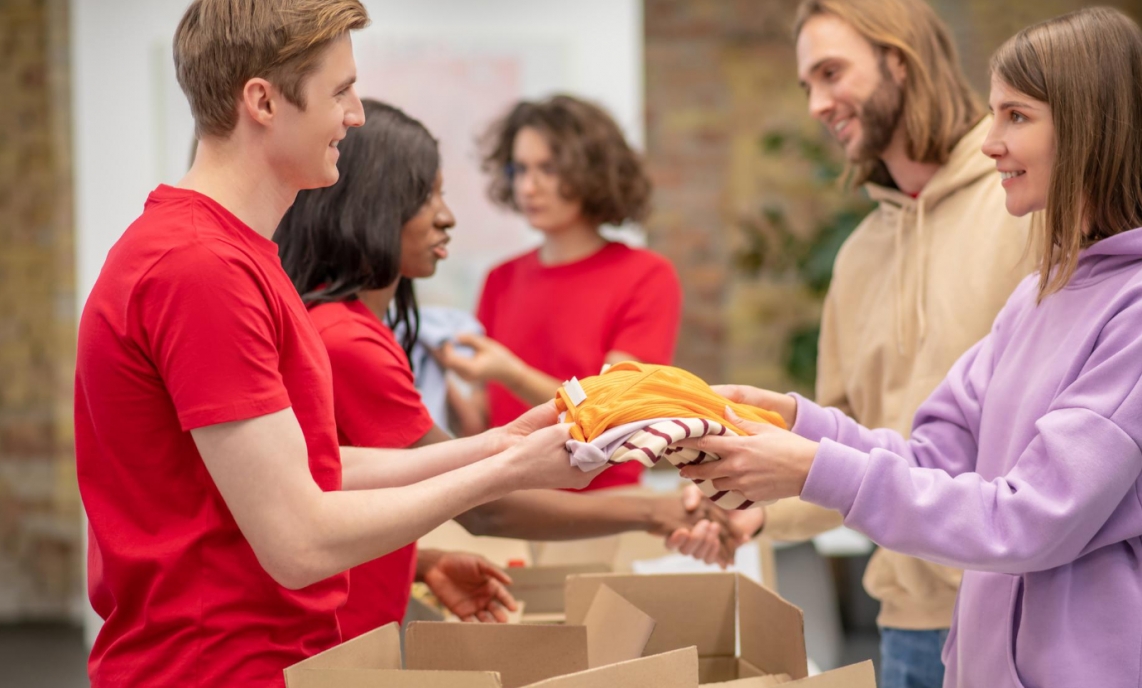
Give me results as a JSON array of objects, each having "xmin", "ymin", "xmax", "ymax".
[{"xmin": 275, "ymin": 99, "xmax": 439, "ymax": 356}]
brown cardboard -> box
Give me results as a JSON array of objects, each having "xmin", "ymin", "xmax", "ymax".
[
  {"xmin": 527, "ymin": 647, "xmax": 700, "ymax": 688},
  {"xmin": 787, "ymin": 661, "xmax": 876, "ymax": 688},
  {"xmin": 564, "ymin": 572, "xmax": 808, "ymax": 684},
  {"xmin": 283, "ymin": 622, "xmax": 402, "ymax": 684},
  {"xmin": 287, "ymin": 669, "xmax": 503, "ymax": 688},
  {"xmin": 285, "ymin": 584, "xmax": 673, "ymax": 688},
  {"xmin": 709, "ymin": 660, "xmax": 876, "ymax": 688},
  {"xmin": 416, "ymin": 520, "xmax": 614, "ymax": 624},
  {"xmin": 696, "ymin": 656, "xmax": 772, "ymax": 683},
  {"xmin": 406, "ymin": 623, "xmax": 588, "ymax": 688},
  {"xmin": 707, "ymin": 674, "xmax": 791, "ymax": 687},
  {"xmin": 566, "ymin": 573, "xmax": 738, "ymax": 657},
  {"xmin": 581, "ymin": 584, "xmax": 656, "ymax": 668},
  {"xmin": 282, "ymin": 623, "xmax": 503, "ymax": 688},
  {"xmin": 506, "ymin": 563, "xmax": 610, "ymax": 616},
  {"xmin": 739, "ymin": 574, "xmax": 807, "ymax": 679}
]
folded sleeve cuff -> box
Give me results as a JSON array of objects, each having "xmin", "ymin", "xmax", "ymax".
[{"xmin": 800, "ymin": 438, "xmax": 870, "ymax": 516}]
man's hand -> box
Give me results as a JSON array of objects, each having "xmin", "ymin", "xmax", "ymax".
[
  {"xmin": 713, "ymin": 385, "xmax": 798, "ymax": 428},
  {"xmin": 645, "ymin": 493, "xmax": 697, "ymax": 537},
  {"xmin": 440, "ymin": 333, "xmax": 521, "ymax": 385},
  {"xmin": 666, "ymin": 485, "xmax": 766, "ymax": 566},
  {"xmin": 676, "ymin": 408, "xmax": 818, "ymax": 503},
  {"xmin": 650, "ymin": 487, "xmax": 755, "ymax": 568},
  {"xmin": 419, "ymin": 550, "xmax": 518, "ymax": 623}
]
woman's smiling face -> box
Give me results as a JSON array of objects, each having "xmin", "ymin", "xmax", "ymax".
[{"xmin": 982, "ymin": 74, "xmax": 1057, "ymax": 218}]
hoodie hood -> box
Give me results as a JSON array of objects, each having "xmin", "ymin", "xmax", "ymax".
[{"xmin": 1068, "ymin": 226, "xmax": 1142, "ymax": 287}]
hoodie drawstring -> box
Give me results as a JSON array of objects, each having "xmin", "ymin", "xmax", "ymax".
[
  {"xmin": 915, "ymin": 197, "xmax": 928, "ymax": 345},
  {"xmin": 893, "ymin": 198, "xmax": 929, "ymax": 355},
  {"xmin": 894, "ymin": 208, "xmax": 906, "ymax": 355}
]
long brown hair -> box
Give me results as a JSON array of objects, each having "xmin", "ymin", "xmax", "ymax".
[
  {"xmin": 991, "ymin": 7, "xmax": 1142, "ymax": 300},
  {"xmin": 795, "ymin": 0, "xmax": 984, "ymax": 186}
]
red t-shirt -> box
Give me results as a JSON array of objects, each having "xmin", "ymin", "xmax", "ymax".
[
  {"xmin": 308, "ymin": 299, "xmax": 434, "ymax": 640},
  {"xmin": 477, "ymin": 242, "xmax": 682, "ymax": 490},
  {"xmin": 75, "ymin": 185, "xmax": 347, "ymax": 687}
]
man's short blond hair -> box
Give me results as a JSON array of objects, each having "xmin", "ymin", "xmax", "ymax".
[{"xmin": 174, "ymin": 0, "xmax": 369, "ymax": 138}]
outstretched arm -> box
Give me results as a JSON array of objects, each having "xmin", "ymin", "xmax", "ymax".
[
  {"xmin": 682, "ymin": 306, "xmax": 1142, "ymax": 574},
  {"xmin": 193, "ymin": 411, "xmax": 601, "ymax": 590}
]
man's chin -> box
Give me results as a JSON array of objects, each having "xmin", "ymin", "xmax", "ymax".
[
  {"xmin": 844, "ymin": 140, "xmax": 882, "ymax": 166},
  {"xmin": 309, "ymin": 170, "xmax": 341, "ymax": 190}
]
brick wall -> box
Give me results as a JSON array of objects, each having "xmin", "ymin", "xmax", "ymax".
[
  {"xmin": 645, "ymin": 0, "xmax": 848, "ymax": 393},
  {"xmin": 0, "ymin": 0, "xmax": 78, "ymax": 621}
]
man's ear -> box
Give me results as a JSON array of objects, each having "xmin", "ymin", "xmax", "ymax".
[
  {"xmin": 240, "ymin": 77, "xmax": 276, "ymax": 127},
  {"xmin": 884, "ymin": 47, "xmax": 907, "ymax": 86}
]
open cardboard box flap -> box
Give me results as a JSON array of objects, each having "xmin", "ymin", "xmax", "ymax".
[
  {"xmin": 284, "ymin": 584, "xmax": 668, "ymax": 688},
  {"xmin": 565, "ymin": 572, "xmax": 808, "ymax": 683}
]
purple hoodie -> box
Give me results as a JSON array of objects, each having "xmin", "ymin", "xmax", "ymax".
[{"xmin": 795, "ymin": 227, "xmax": 1142, "ymax": 688}]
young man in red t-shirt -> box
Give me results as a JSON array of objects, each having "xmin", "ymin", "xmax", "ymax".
[{"xmin": 74, "ymin": 3, "xmax": 596, "ymax": 686}]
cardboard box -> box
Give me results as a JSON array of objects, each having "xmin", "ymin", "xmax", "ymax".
[
  {"xmin": 418, "ymin": 521, "xmax": 625, "ymax": 623},
  {"xmin": 708, "ymin": 660, "xmax": 877, "ymax": 687},
  {"xmin": 565, "ymin": 572, "xmax": 806, "ymax": 684},
  {"xmin": 417, "ymin": 494, "xmax": 780, "ymax": 624},
  {"xmin": 284, "ymin": 584, "xmax": 698, "ymax": 688}
]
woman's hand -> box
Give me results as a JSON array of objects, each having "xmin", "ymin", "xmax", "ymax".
[
  {"xmin": 676, "ymin": 408, "xmax": 819, "ymax": 503},
  {"xmin": 440, "ymin": 333, "xmax": 521, "ymax": 385},
  {"xmin": 487, "ymin": 400, "xmax": 560, "ymax": 454},
  {"xmin": 419, "ymin": 550, "xmax": 518, "ymax": 623},
  {"xmin": 498, "ymin": 423, "xmax": 604, "ymax": 491},
  {"xmin": 501, "ymin": 400, "xmax": 559, "ymax": 440},
  {"xmin": 712, "ymin": 384, "xmax": 798, "ymax": 428}
]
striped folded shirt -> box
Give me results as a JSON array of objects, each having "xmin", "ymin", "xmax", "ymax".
[{"xmin": 566, "ymin": 416, "xmax": 764, "ymax": 510}]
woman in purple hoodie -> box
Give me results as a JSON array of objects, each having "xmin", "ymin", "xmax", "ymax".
[{"xmin": 678, "ymin": 7, "xmax": 1142, "ymax": 688}]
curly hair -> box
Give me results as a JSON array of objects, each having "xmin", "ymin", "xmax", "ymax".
[{"xmin": 480, "ymin": 94, "xmax": 651, "ymax": 225}]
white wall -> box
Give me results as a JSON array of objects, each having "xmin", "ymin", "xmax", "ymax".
[{"xmin": 71, "ymin": 0, "xmax": 643, "ymax": 647}]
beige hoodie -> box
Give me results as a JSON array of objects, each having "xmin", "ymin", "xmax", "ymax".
[{"xmin": 763, "ymin": 116, "xmax": 1036, "ymax": 630}]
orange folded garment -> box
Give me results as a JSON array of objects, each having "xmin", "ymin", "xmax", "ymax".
[
  {"xmin": 554, "ymin": 362, "xmax": 786, "ymax": 510},
  {"xmin": 555, "ymin": 361, "xmax": 786, "ymax": 443}
]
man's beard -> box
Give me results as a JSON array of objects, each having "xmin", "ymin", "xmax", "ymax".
[{"xmin": 850, "ymin": 60, "xmax": 904, "ymax": 164}]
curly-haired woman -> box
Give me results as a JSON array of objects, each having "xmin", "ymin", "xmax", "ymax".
[{"xmin": 441, "ymin": 95, "xmax": 682, "ymax": 491}]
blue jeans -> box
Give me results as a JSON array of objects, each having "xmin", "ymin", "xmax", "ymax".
[{"xmin": 880, "ymin": 627, "xmax": 950, "ymax": 688}]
